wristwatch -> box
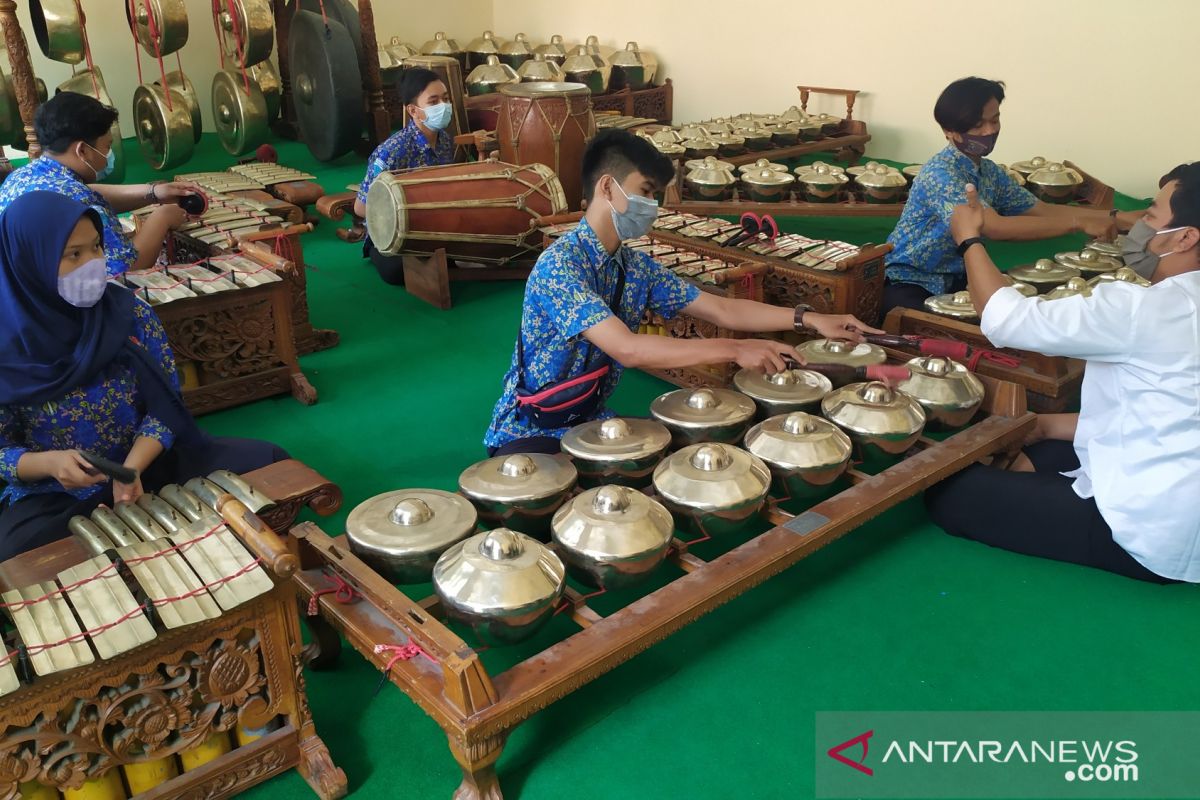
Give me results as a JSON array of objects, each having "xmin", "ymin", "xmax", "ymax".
[
  {"xmin": 956, "ymin": 236, "xmax": 985, "ymax": 257},
  {"xmin": 146, "ymin": 181, "xmax": 163, "ymax": 204},
  {"xmin": 793, "ymin": 303, "xmax": 814, "ymax": 332}
]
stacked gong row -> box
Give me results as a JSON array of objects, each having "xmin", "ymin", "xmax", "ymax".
[
  {"xmin": 344, "ymin": 345, "xmax": 986, "ymax": 646},
  {"xmin": 380, "ymin": 31, "xmax": 659, "ymax": 98},
  {"xmin": 925, "ymin": 240, "xmax": 1148, "ymax": 322},
  {"xmin": 209, "ymin": 0, "xmax": 281, "ymax": 157}
]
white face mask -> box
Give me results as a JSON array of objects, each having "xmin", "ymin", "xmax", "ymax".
[{"xmin": 57, "ymin": 257, "xmax": 108, "ymax": 307}]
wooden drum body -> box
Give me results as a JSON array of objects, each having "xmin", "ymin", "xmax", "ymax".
[
  {"xmin": 365, "ymin": 161, "xmax": 567, "ymax": 264},
  {"xmin": 496, "ymin": 82, "xmax": 596, "ymax": 211}
]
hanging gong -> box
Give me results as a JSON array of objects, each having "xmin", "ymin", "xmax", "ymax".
[
  {"xmin": 216, "ymin": 0, "xmax": 274, "ymax": 68},
  {"xmin": 289, "ymin": 10, "xmax": 363, "ymax": 161},
  {"xmin": 56, "ymin": 68, "xmax": 127, "ymax": 182},
  {"xmin": 126, "ymin": 0, "xmax": 189, "ymax": 58},
  {"xmin": 0, "ymin": 67, "xmax": 21, "ymax": 148},
  {"xmin": 210, "ymin": 69, "xmax": 269, "ymax": 155},
  {"xmin": 5, "ymin": 78, "xmax": 51, "ymax": 151},
  {"xmin": 157, "ymin": 70, "xmax": 203, "ymax": 142},
  {"xmin": 310, "ymin": 0, "xmax": 364, "ymax": 69},
  {"xmin": 133, "ymin": 83, "xmax": 194, "ymax": 170},
  {"xmin": 248, "ymin": 60, "xmax": 281, "ymax": 122},
  {"xmin": 29, "ymin": 0, "xmax": 85, "ymax": 64}
]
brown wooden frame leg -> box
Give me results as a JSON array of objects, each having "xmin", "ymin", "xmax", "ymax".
[
  {"xmin": 448, "ymin": 733, "xmax": 507, "ymax": 800},
  {"xmin": 302, "ymin": 612, "xmax": 344, "ymax": 670},
  {"xmin": 403, "ymin": 249, "xmax": 453, "ymax": 310}
]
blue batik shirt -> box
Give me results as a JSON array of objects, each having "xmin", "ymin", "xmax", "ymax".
[
  {"xmin": 886, "ymin": 144, "xmax": 1037, "ymax": 294},
  {"xmin": 0, "ymin": 298, "xmax": 178, "ymax": 504},
  {"xmin": 484, "ymin": 219, "xmax": 701, "ymax": 449},
  {"xmin": 0, "ymin": 156, "xmax": 138, "ymax": 278},
  {"xmin": 355, "ymin": 121, "xmax": 455, "ymax": 204}
]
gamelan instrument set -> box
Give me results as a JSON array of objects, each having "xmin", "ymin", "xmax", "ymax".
[
  {"xmin": 0, "ymin": 460, "xmax": 348, "ymax": 800},
  {"xmin": 291, "ymin": 352, "xmax": 1035, "ymax": 800},
  {"xmin": 125, "ymin": 194, "xmax": 322, "ymax": 415},
  {"xmin": 885, "ymin": 238, "xmax": 1139, "ymax": 412},
  {"xmin": 165, "ymin": 169, "xmax": 339, "ymax": 358}
]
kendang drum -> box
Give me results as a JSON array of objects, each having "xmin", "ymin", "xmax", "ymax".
[
  {"xmin": 496, "ymin": 81, "xmax": 596, "ymax": 210},
  {"xmin": 365, "ymin": 160, "xmax": 568, "ymax": 264}
]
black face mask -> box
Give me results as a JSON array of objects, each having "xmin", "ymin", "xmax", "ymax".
[{"xmin": 954, "ymin": 131, "xmax": 998, "ymax": 158}]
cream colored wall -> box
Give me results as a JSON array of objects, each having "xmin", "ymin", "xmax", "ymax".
[
  {"xmin": 372, "ymin": 0, "xmax": 493, "ymax": 51},
  {"xmin": 3, "ymin": 0, "xmax": 492, "ymax": 159},
  {"xmin": 493, "ymin": 0, "xmax": 1199, "ymax": 199}
]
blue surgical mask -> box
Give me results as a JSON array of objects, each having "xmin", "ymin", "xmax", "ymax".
[
  {"xmin": 57, "ymin": 257, "xmax": 108, "ymax": 307},
  {"xmin": 421, "ymin": 102, "xmax": 453, "ymax": 131},
  {"xmin": 85, "ymin": 142, "xmax": 115, "ymax": 181},
  {"xmin": 609, "ymin": 178, "xmax": 658, "ymax": 241}
]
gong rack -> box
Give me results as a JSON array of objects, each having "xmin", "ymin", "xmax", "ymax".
[
  {"xmin": 0, "ymin": 459, "xmax": 349, "ymax": 800},
  {"xmin": 883, "ymin": 306, "xmax": 1084, "ymax": 413},
  {"xmin": 292, "ymin": 373, "xmax": 1034, "ymax": 800}
]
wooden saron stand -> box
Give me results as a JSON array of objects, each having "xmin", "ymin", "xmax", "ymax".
[
  {"xmin": 293, "ymin": 374, "xmax": 1035, "ymax": 799},
  {"xmin": 0, "ymin": 460, "xmax": 347, "ymax": 800}
]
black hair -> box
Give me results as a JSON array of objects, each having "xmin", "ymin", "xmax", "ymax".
[
  {"xmin": 400, "ymin": 67, "xmax": 443, "ymax": 107},
  {"xmin": 933, "ymin": 77, "xmax": 1005, "ymax": 134},
  {"xmin": 581, "ymin": 129, "xmax": 674, "ymax": 202},
  {"xmin": 36, "ymin": 91, "xmax": 119, "ymax": 153},
  {"xmin": 1159, "ymin": 163, "xmax": 1200, "ymax": 230}
]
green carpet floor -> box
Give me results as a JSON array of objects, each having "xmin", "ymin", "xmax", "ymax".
[{"xmin": 107, "ymin": 136, "xmax": 1199, "ymax": 800}]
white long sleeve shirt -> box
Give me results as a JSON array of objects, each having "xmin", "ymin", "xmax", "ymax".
[{"xmin": 980, "ymin": 276, "xmax": 1200, "ymax": 582}]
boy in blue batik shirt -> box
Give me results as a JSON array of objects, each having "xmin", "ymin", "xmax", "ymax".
[
  {"xmin": 0, "ymin": 92, "xmax": 200, "ymax": 277},
  {"xmin": 484, "ymin": 130, "xmax": 882, "ymax": 456},
  {"xmin": 354, "ymin": 68, "xmax": 456, "ymax": 285},
  {"xmin": 882, "ymin": 77, "xmax": 1131, "ymax": 317}
]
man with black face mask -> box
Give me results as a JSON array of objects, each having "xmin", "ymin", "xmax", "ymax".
[
  {"xmin": 882, "ymin": 77, "xmax": 1127, "ymax": 316},
  {"xmin": 483, "ymin": 130, "xmax": 881, "ymax": 456}
]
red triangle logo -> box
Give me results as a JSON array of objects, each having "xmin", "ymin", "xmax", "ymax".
[{"xmin": 827, "ymin": 730, "xmax": 874, "ymax": 776}]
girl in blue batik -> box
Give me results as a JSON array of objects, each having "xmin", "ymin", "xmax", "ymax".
[{"xmin": 0, "ymin": 192, "xmax": 288, "ymax": 560}]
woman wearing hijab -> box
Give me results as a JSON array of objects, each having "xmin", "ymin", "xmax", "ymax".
[{"xmin": 0, "ymin": 192, "xmax": 288, "ymax": 561}]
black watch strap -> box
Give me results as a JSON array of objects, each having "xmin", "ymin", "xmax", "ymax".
[
  {"xmin": 956, "ymin": 237, "xmax": 985, "ymax": 257},
  {"xmin": 793, "ymin": 303, "xmax": 814, "ymax": 332}
]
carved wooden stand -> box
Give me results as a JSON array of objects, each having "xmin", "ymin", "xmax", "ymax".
[
  {"xmin": 646, "ymin": 227, "xmax": 889, "ymax": 326},
  {"xmin": 883, "ymin": 306, "xmax": 1084, "ymax": 412},
  {"xmin": 235, "ymin": 228, "xmax": 341, "ymax": 356},
  {"xmin": 169, "ymin": 221, "xmax": 340, "ymax": 358},
  {"xmin": 402, "ymin": 248, "xmax": 533, "ymax": 311},
  {"xmin": 292, "ymin": 378, "xmax": 1034, "ymax": 800},
  {"xmin": 153, "ymin": 275, "xmax": 317, "ymax": 416},
  {"xmin": 0, "ymin": 461, "xmax": 346, "ymax": 800},
  {"xmin": 0, "ymin": 0, "xmax": 41, "ymax": 159},
  {"xmin": 314, "ymin": 193, "xmax": 366, "ymax": 243}
]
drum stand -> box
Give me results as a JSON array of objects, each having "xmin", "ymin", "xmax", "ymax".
[{"xmin": 403, "ymin": 248, "xmax": 532, "ymax": 311}]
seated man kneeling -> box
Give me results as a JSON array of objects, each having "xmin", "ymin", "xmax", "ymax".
[
  {"xmin": 925, "ymin": 166, "xmax": 1200, "ymax": 584},
  {"xmin": 484, "ymin": 129, "xmax": 881, "ymax": 456}
]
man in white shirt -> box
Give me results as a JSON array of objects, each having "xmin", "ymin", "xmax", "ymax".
[{"xmin": 925, "ymin": 164, "xmax": 1200, "ymax": 584}]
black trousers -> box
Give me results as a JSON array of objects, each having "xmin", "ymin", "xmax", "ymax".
[
  {"xmin": 365, "ymin": 239, "xmax": 406, "ymax": 286},
  {"xmin": 0, "ymin": 436, "xmax": 288, "ymax": 562},
  {"xmin": 925, "ymin": 440, "xmax": 1173, "ymax": 584},
  {"xmin": 486, "ymin": 436, "xmax": 563, "ymax": 458},
  {"xmin": 881, "ymin": 270, "xmax": 967, "ymax": 320}
]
